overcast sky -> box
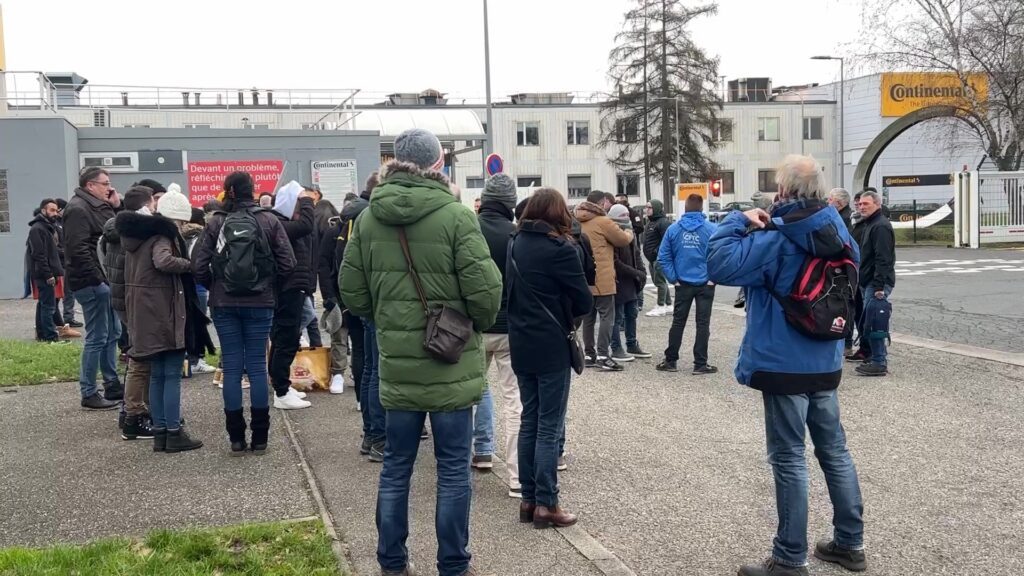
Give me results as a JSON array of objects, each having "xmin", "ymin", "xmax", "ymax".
[{"xmin": 1, "ymin": 0, "xmax": 864, "ymax": 100}]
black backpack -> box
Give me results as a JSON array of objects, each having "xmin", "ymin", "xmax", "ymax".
[
  {"xmin": 212, "ymin": 207, "xmax": 276, "ymax": 296},
  {"xmin": 768, "ymin": 245, "xmax": 859, "ymax": 341}
]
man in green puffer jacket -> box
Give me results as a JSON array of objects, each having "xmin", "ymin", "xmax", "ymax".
[{"xmin": 340, "ymin": 128, "xmax": 501, "ymax": 576}]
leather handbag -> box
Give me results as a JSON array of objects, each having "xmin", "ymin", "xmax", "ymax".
[
  {"xmin": 509, "ymin": 237, "xmax": 586, "ymax": 375},
  {"xmin": 397, "ymin": 227, "xmax": 474, "ymax": 364}
]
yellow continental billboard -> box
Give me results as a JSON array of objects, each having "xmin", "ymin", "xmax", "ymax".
[{"xmin": 881, "ymin": 72, "xmax": 987, "ymax": 117}]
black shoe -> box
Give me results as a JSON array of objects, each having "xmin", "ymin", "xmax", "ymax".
[
  {"xmin": 596, "ymin": 358, "xmax": 623, "ymax": 372},
  {"xmin": 856, "ymin": 362, "xmax": 887, "ymax": 377},
  {"xmin": 733, "ymin": 294, "xmax": 746, "ymax": 309},
  {"xmin": 845, "ymin": 349, "xmax": 869, "ymax": 362},
  {"xmin": 153, "ymin": 428, "xmax": 167, "ymax": 452},
  {"xmin": 359, "ymin": 436, "xmax": 372, "ymax": 456},
  {"xmin": 692, "ymin": 364, "xmax": 718, "ymax": 375},
  {"xmin": 655, "ymin": 360, "xmax": 678, "ymax": 372},
  {"xmin": 381, "ymin": 561, "xmax": 416, "ymax": 576},
  {"xmin": 584, "ymin": 355, "xmax": 597, "ymax": 368},
  {"xmin": 368, "ymin": 441, "xmax": 385, "ymax": 463},
  {"xmin": 471, "ymin": 454, "xmax": 493, "ymax": 470},
  {"xmin": 165, "ymin": 428, "xmax": 203, "ymax": 453},
  {"xmin": 626, "ymin": 345, "xmax": 652, "ymax": 359},
  {"xmin": 610, "ymin": 349, "xmax": 635, "ymax": 363},
  {"xmin": 67, "ymin": 320, "xmax": 84, "ymax": 328},
  {"xmin": 225, "ymin": 409, "xmax": 247, "ymax": 456},
  {"xmin": 737, "ymin": 558, "xmax": 809, "ymax": 576},
  {"xmin": 250, "ymin": 407, "xmax": 270, "ymax": 454},
  {"xmin": 103, "ymin": 382, "xmax": 124, "ymax": 401},
  {"xmin": 121, "ymin": 414, "xmax": 155, "ymax": 440},
  {"xmin": 81, "ymin": 393, "xmax": 118, "ymax": 411},
  {"xmin": 814, "ymin": 540, "xmax": 867, "ymax": 572}
]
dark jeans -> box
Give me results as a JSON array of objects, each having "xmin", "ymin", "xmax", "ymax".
[
  {"xmin": 664, "ymin": 283, "xmax": 715, "ymax": 367},
  {"xmin": 377, "ymin": 408, "xmax": 473, "ymax": 576},
  {"xmin": 189, "ymin": 287, "xmax": 209, "ymax": 365},
  {"xmin": 63, "ymin": 288, "xmax": 77, "ymax": 324},
  {"xmin": 611, "ymin": 299, "xmax": 639, "ymax": 353},
  {"xmin": 347, "ymin": 311, "xmax": 365, "ymax": 403},
  {"xmin": 150, "ymin": 350, "xmax": 186, "ymax": 430},
  {"xmin": 268, "ymin": 289, "xmax": 305, "ymax": 397},
  {"xmin": 361, "ymin": 319, "xmax": 385, "ymax": 443},
  {"xmin": 213, "ymin": 306, "xmax": 274, "ymax": 411},
  {"xmin": 303, "ymin": 295, "xmax": 323, "ymax": 347},
  {"xmin": 581, "ymin": 295, "xmax": 616, "ymax": 358},
  {"xmin": 862, "ymin": 286, "xmax": 893, "ymax": 366},
  {"xmin": 763, "ymin": 390, "xmax": 864, "ymax": 566},
  {"xmin": 76, "ymin": 283, "xmax": 121, "ymax": 399},
  {"xmin": 35, "ymin": 281, "xmax": 59, "ymax": 341},
  {"xmin": 517, "ymin": 368, "xmax": 571, "ymax": 507}
]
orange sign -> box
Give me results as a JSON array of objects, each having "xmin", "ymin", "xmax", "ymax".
[
  {"xmin": 677, "ymin": 182, "xmax": 709, "ymax": 201},
  {"xmin": 880, "ymin": 72, "xmax": 988, "ymax": 117}
]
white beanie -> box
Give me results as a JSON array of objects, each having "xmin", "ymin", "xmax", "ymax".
[
  {"xmin": 273, "ymin": 180, "xmax": 303, "ymax": 219},
  {"xmin": 157, "ymin": 183, "xmax": 192, "ymax": 222}
]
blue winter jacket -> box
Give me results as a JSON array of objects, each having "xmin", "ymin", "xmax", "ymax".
[
  {"xmin": 707, "ymin": 200, "xmax": 860, "ymax": 395},
  {"xmin": 657, "ymin": 212, "xmax": 717, "ymax": 286}
]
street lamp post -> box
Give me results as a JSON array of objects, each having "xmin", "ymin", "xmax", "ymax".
[
  {"xmin": 812, "ymin": 56, "xmax": 844, "ymax": 188},
  {"xmin": 483, "ymin": 0, "xmax": 494, "ymax": 161}
]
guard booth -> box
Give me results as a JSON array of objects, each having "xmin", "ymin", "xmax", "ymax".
[{"xmin": 954, "ymin": 170, "xmax": 1024, "ymax": 248}]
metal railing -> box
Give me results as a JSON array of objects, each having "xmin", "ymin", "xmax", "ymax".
[{"xmin": 0, "ymin": 71, "xmax": 60, "ymax": 111}]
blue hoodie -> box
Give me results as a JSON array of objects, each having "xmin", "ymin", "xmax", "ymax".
[
  {"xmin": 707, "ymin": 200, "xmax": 860, "ymax": 395},
  {"xmin": 657, "ymin": 211, "xmax": 717, "ymax": 286}
]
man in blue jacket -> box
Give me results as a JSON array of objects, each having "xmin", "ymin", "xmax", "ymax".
[
  {"xmin": 707, "ymin": 155, "xmax": 866, "ymax": 576},
  {"xmin": 656, "ymin": 194, "xmax": 718, "ymax": 374}
]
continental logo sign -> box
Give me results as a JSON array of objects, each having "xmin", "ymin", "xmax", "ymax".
[{"xmin": 881, "ymin": 73, "xmax": 987, "ymax": 117}]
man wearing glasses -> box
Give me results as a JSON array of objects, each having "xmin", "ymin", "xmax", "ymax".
[{"xmin": 64, "ymin": 167, "xmax": 125, "ymax": 410}]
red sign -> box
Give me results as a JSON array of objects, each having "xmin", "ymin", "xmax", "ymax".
[{"xmin": 187, "ymin": 160, "xmax": 284, "ymax": 207}]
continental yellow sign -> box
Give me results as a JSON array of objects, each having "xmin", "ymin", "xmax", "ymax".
[
  {"xmin": 677, "ymin": 182, "xmax": 708, "ymax": 201},
  {"xmin": 881, "ymin": 72, "xmax": 987, "ymax": 117}
]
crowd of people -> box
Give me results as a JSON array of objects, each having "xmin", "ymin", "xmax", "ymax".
[{"xmin": 23, "ymin": 125, "xmax": 897, "ymax": 575}]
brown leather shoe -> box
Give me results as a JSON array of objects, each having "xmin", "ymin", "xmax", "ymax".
[
  {"xmin": 519, "ymin": 502, "xmax": 535, "ymax": 523},
  {"xmin": 533, "ymin": 505, "xmax": 577, "ymax": 529},
  {"xmin": 58, "ymin": 324, "xmax": 82, "ymax": 338}
]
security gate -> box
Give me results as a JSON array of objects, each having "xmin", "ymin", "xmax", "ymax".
[{"xmin": 954, "ymin": 170, "xmax": 1024, "ymax": 248}]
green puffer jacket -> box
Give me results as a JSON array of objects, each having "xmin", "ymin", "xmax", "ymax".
[{"xmin": 340, "ymin": 161, "xmax": 502, "ymax": 412}]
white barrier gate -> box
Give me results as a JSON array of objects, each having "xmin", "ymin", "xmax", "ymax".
[{"xmin": 954, "ymin": 170, "xmax": 1024, "ymax": 248}]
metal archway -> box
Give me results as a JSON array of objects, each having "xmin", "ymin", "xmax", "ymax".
[{"xmin": 852, "ymin": 105, "xmax": 961, "ymax": 192}]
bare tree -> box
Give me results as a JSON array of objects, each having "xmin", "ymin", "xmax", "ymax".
[{"xmin": 599, "ymin": 0, "xmax": 723, "ymax": 207}]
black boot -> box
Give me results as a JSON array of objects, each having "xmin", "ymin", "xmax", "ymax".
[
  {"xmin": 153, "ymin": 428, "xmax": 167, "ymax": 453},
  {"xmin": 250, "ymin": 407, "xmax": 270, "ymax": 455},
  {"xmin": 165, "ymin": 428, "xmax": 203, "ymax": 453},
  {"xmin": 122, "ymin": 414, "xmax": 155, "ymax": 440},
  {"xmin": 225, "ymin": 408, "xmax": 248, "ymax": 456}
]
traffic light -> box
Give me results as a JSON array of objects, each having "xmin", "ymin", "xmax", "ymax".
[{"xmin": 711, "ymin": 179, "xmax": 722, "ymax": 196}]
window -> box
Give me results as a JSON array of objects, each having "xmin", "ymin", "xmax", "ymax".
[
  {"xmin": 716, "ymin": 171, "xmax": 735, "ymax": 195},
  {"xmin": 566, "ymin": 121, "xmax": 589, "ymax": 145},
  {"xmin": 617, "ymin": 119, "xmax": 639, "ymax": 143},
  {"xmin": 0, "ymin": 169, "xmax": 9, "ymax": 234},
  {"xmin": 567, "ymin": 175, "xmax": 592, "ymax": 199},
  {"xmin": 79, "ymin": 152, "xmax": 139, "ymax": 173},
  {"xmin": 183, "ymin": 123, "xmax": 211, "ymax": 128},
  {"xmin": 243, "ymin": 123, "xmax": 270, "ymax": 129},
  {"xmin": 466, "ymin": 176, "xmax": 485, "ymax": 189},
  {"xmin": 757, "ymin": 117, "xmax": 780, "ymax": 141},
  {"xmin": 617, "ymin": 173, "xmax": 639, "ymax": 197},
  {"xmin": 713, "ymin": 120, "xmax": 733, "ymax": 142},
  {"xmin": 517, "ymin": 176, "xmax": 542, "ymax": 188},
  {"xmin": 803, "ymin": 117, "xmax": 823, "ymax": 140},
  {"xmin": 758, "ymin": 169, "xmax": 777, "ymax": 193},
  {"xmin": 516, "ymin": 122, "xmax": 540, "ymax": 146},
  {"xmin": 122, "ymin": 123, "xmax": 150, "ymax": 128},
  {"xmin": 301, "ymin": 122, "xmax": 322, "ymax": 130}
]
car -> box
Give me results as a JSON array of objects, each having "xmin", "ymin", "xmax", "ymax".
[{"xmin": 709, "ymin": 201, "xmax": 754, "ymax": 222}]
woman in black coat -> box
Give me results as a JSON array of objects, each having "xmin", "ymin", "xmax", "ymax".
[{"xmin": 506, "ymin": 188, "xmax": 593, "ymax": 530}]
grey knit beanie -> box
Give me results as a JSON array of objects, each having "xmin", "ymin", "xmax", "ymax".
[
  {"xmin": 481, "ymin": 174, "xmax": 517, "ymax": 212},
  {"xmin": 394, "ymin": 128, "xmax": 443, "ymax": 170}
]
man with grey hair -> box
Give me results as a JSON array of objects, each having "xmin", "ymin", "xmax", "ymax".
[
  {"xmin": 850, "ymin": 189, "xmax": 895, "ymax": 376},
  {"xmin": 341, "ymin": 128, "xmax": 502, "ymax": 576},
  {"xmin": 707, "ymin": 154, "xmax": 866, "ymax": 576}
]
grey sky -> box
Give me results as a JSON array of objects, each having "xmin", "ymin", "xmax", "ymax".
[{"xmin": 1, "ymin": 0, "xmax": 863, "ymax": 100}]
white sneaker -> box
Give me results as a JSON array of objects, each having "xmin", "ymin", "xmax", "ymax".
[
  {"xmin": 299, "ymin": 333, "xmax": 310, "ymax": 348},
  {"xmin": 191, "ymin": 358, "xmax": 217, "ymax": 374},
  {"xmin": 329, "ymin": 374, "xmax": 345, "ymax": 394},
  {"xmin": 290, "ymin": 387, "xmax": 307, "ymax": 399},
  {"xmin": 645, "ymin": 306, "xmax": 663, "ymax": 317},
  {"xmin": 274, "ymin": 389, "xmax": 311, "ymax": 410},
  {"xmin": 356, "ymin": 401, "xmax": 361, "ymax": 412}
]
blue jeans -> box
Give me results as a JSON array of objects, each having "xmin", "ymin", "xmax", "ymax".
[
  {"xmin": 517, "ymin": 368, "xmax": 571, "ymax": 507},
  {"xmin": 149, "ymin": 350, "xmax": 186, "ymax": 430},
  {"xmin": 63, "ymin": 288, "xmax": 77, "ymax": 324},
  {"xmin": 76, "ymin": 283, "xmax": 121, "ymax": 398},
  {"xmin": 763, "ymin": 390, "xmax": 864, "ymax": 567},
  {"xmin": 611, "ymin": 299, "xmax": 639, "ymax": 353},
  {"xmin": 377, "ymin": 408, "xmax": 473, "ymax": 576},
  {"xmin": 35, "ymin": 281, "xmax": 58, "ymax": 341},
  {"xmin": 361, "ymin": 319, "xmax": 385, "ymax": 443},
  {"xmin": 212, "ymin": 307, "xmax": 274, "ymax": 411},
  {"xmin": 861, "ymin": 285, "xmax": 893, "ymax": 366},
  {"xmin": 473, "ymin": 386, "xmax": 495, "ymax": 456}
]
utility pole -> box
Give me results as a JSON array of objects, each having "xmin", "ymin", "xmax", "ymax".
[{"xmin": 483, "ymin": 0, "xmax": 494, "ymax": 163}]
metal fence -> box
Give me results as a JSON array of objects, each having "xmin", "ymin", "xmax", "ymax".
[
  {"xmin": 888, "ymin": 196, "xmax": 954, "ymax": 245},
  {"xmin": 978, "ymin": 172, "xmax": 1024, "ymax": 243}
]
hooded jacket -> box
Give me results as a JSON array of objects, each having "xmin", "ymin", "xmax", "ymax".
[
  {"xmin": 340, "ymin": 161, "xmax": 502, "ymax": 412},
  {"xmin": 117, "ymin": 211, "xmax": 214, "ymax": 360},
  {"xmin": 26, "ymin": 214, "xmax": 64, "ymax": 281},
  {"xmin": 477, "ymin": 200, "xmax": 516, "ymax": 334},
  {"xmin": 707, "ymin": 200, "xmax": 861, "ymax": 395},
  {"xmin": 574, "ymin": 202, "xmax": 633, "ymax": 296},
  {"xmin": 63, "ymin": 188, "xmax": 117, "ymax": 291},
  {"xmin": 613, "ymin": 222, "xmax": 646, "ymax": 304},
  {"xmin": 642, "ymin": 199, "xmax": 671, "ymax": 262},
  {"xmin": 853, "ymin": 208, "xmax": 896, "ymax": 291},
  {"xmin": 570, "ymin": 219, "xmax": 597, "ymax": 286},
  {"xmin": 658, "ymin": 211, "xmax": 718, "ymax": 286},
  {"xmin": 318, "ymin": 193, "xmax": 369, "ymax": 307},
  {"xmin": 100, "ymin": 217, "xmax": 128, "ymax": 313},
  {"xmin": 272, "ymin": 196, "xmax": 316, "ymax": 294}
]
